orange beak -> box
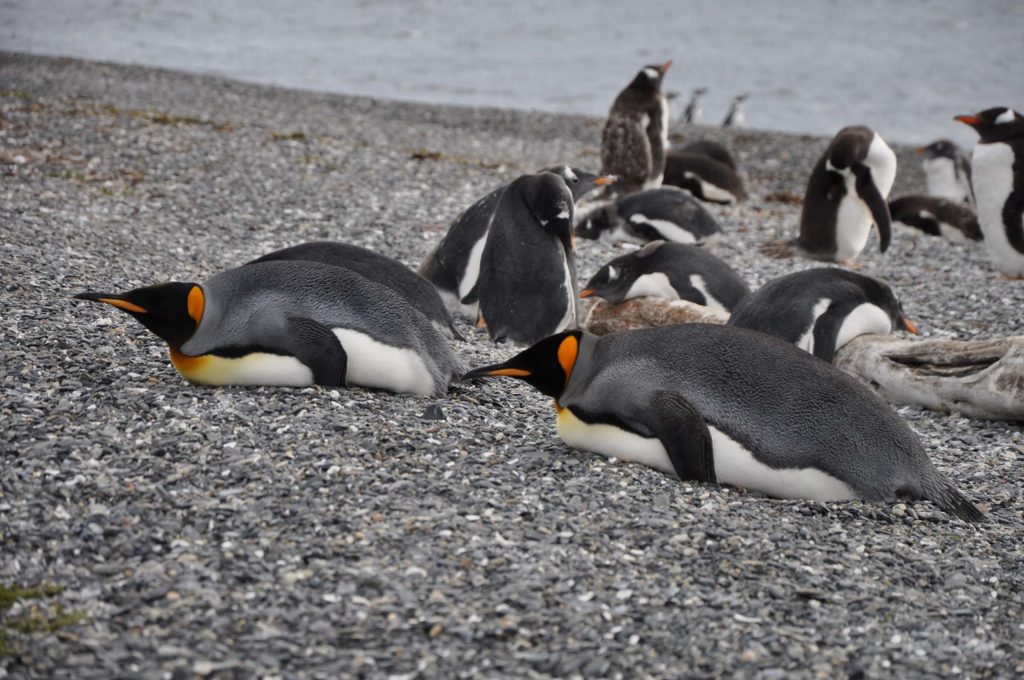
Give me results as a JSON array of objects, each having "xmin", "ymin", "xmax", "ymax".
[
  {"xmin": 594, "ymin": 175, "xmax": 617, "ymax": 186},
  {"xmin": 902, "ymin": 316, "xmax": 918, "ymax": 334},
  {"xmin": 662, "ymin": 60, "xmax": 673, "ymax": 72},
  {"xmin": 915, "ymin": 146, "xmax": 927, "ymax": 154},
  {"xmin": 954, "ymin": 114, "xmax": 980, "ymax": 125},
  {"xmin": 579, "ymin": 289, "xmax": 595, "ymax": 299}
]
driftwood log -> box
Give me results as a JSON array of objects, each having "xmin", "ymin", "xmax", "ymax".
[{"xmin": 582, "ymin": 297, "xmax": 1024, "ymax": 422}]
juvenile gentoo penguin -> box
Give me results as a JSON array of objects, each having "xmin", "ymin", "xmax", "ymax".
[
  {"xmin": 727, "ymin": 268, "xmax": 916, "ymax": 362},
  {"xmin": 918, "ymin": 139, "xmax": 974, "ymax": 207},
  {"xmin": 476, "ymin": 171, "xmax": 580, "ymax": 345},
  {"xmin": 721, "ymin": 94, "xmax": 749, "ymax": 128},
  {"xmin": 663, "ymin": 149, "xmax": 748, "ymax": 204},
  {"xmin": 463, "ymin": 325, "xmax": 982, "ymax": 521},
  {"xmin": 75, "ymin": 261, "xmax": 462, "ymax": 396},
  {"xmin": 250, "ymin": 241, "xmax": 463, "ymax": 339},
  {"xmin": 581, "ymin": 240, "xmax": 750, "ymax": 312},
  {"xmin": 601, "ymin": 61, "xmax": 673, "ymax": 194},
  {"xmin": 796, "ymin": 126, "xmax": 897, "ymax": 264},
  {"xmin": 888, "ymin": 196, "xmax": 982, "ymax": 242},
  {"xmin": 681, "ymin": 139, "xmax": 738, "ymax": 170},
  {"xmin": 419, "ymin": 166, "xmax": 611, "ymax": 321},
  {"xmin": 955, "ymin": 107, "xmax": 1024, "ymax": 277},
  {"xmin": 576, "ymin": 187, "xmax": 721, "ymax": 245},
  {"xmin": 681, "ymin": 87, "xmax": 708, "ymax": 125}
]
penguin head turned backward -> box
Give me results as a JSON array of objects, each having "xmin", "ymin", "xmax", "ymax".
[
  {"xmin": 540, "ymin": 165, "xmax": 617, "ymax": 203},
  {"xmin": 955, "ymin": 107, "xmax": 1024, "ymax": 144},
  {"xmin": 76, "ymin": 281, "xmax": 204, "ymax": 348},
  {"xmin": 462, "ymin": 330, "xmax": 584, "ymax": 399},
  {"xmin": 629, "ymin": 61, "xmax": 672, "ymax": 92}
]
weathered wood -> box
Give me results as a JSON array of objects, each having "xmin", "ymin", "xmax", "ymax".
[{"xmin": 582, "ymin": 297, "xmax": 1024, "ymax": 421}]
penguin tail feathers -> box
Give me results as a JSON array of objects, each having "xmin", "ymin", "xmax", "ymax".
[{"xmin": 923, "ymin": 476, "xmax": 985, "ymax": 523}]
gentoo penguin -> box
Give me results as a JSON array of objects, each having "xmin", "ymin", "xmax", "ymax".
[
  {"xmin": 796, "ymin": 126, "xmax": 897, "ymax": 264},
  {"xmin": 463, "ymin": 325, "xmax": 982, "ymax": 521},
  {"xmin": 918, "ymin": 139, "xmax": 974, "ymax": 207},
  {"xmin": 601, "ymin": 61, "xmax": 673, "ymax": 194},
  {"xmin": 476, "ymin": 171, "xmax": 580, "ymax": 345},
  {"xmin": 727, "ymin": 268, "xmax": 916, "ymax": 362},
  {"xmin": 681, "ymin": 139, "xmax": 737, "ymax": 170},
  {"xmin": 955, "ymin": 107, "xmax": 1024, "ymax": 277},
  {"xmin": 663, "ymin": 149, "xmax": 747, "ymax": 204},
  {"xmin": 419, "ymin": 166, "xmax": 611, "ymax": 321},
  {"xmin": 681, "ymin": 87, "xmax": 708, "ymax": 125},
  {"xmin": 721, "ymin": 94, "xmax": 749, "ymax": 128},
  {"xmin": 575, "ymin": 187, "xmax": 721, "ymax": 245},
  {"xmin": 581, "ymin": 240, "xmax": 750, "ymax": 312},
  {"xmin": 75, "ymin": 261, "xmax": 462, "ymax": 396},
  {"xmin": 888, "ymin": 195, "xmax": 982, "ymax": 242},
  {"xmin": 250, "ymin": 241, "xmax": 463, "ymax": 339}
]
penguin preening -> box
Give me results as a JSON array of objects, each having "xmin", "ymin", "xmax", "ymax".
[
  {"xmin": 463, "ymin": 325, "xmax": 982, "ymax": 522},
  {"xmin": 601, "ymin": 61, "xmax": 673, "ymax": 194},
  {"xmin": 888, "ymin": 195, "xmax": 982, "ymax": 242},
  {"xmin": 663, "ymin": 149, "xmax": 748, "ymax": 204},
  {"xmin": 727, "ymin": 268, "xmax": 916, "ymax": 362},
  {"xmin": 76, "ymin": 261, "xmax": 463, "ymax": 396},
  {"xmin": 581, "ymin": 240, "xmax": 750, "ymax": 312},
  {"xmin": 575, "ymin": 187, "xmax": 721, "ymax": 245},
  {"xmin": 918, "ymin": 139, "xmax": 975, "ymax": 207},
  {"xmin": 796, "ymin": 126, "xmax": 897, "ymax": 264},
  {"xmin": 250, "ymin": 241, "xmax": 463, "ymax": 339},
  {"xmin": 418, "ymin": 166, "xmax": 612, "ymax": 321},
  {"xmin": 955, "ymin": 107, "xmax": 1024, "ymax": 278},
  {"xmin": 722, "ymin": 94, "xmax": 749, "ymax": 128},
  {"xmin": 681, "ymin": 87, "xmax": 708, "ymax": 125}
]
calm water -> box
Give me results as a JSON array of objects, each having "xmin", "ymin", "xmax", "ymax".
[{"xmin": 3, "ymin": 0, "xmax": 1022, "ymax": 144}]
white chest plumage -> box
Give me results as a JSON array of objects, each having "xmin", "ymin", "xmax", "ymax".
[
  {"xmin": 973, "ymin": 142, "xmax": 1024, "ymax": 275},
  {"xmin": 626, "ymin": 213, "xmax": 698, "ymax": 244},
  {"xmin": 830, "ymin": 134, "xmax": 897, "ymax": 261},
  {"xmin": 922, "ymin": 156, "xmax": 971, "ymax": 204}
]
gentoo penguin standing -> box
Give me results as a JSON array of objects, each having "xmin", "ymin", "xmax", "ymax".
[
  {"xmin": 663, "ymin": 149, "xmax": 748, "ymax": 204},
  {"xmin": 476, "ymin": 171, "xmax": 580, "ymax": 345},
  {"xmin": 581, "ymin": 240, "xmax": 750, "ymax": 312},
  {"xmin": 918, "ymin": 139, "xmax": 975, "ymax": 207},
  {"xmin": 575, "ymin": 187, "xmax": 721, "ymax": 245},
  {"xmin": 955, "ymin": 107, "xmax": 1024, "ymax": 277},
  {"xmin": 681, "ymin": 87, "xmax": 708, "ymax": 125},
  {"xmin": 250, "ymin": 241, "xmax": 463, "ymax": 339},
  {"xmin": 721, "ymin": 94, "xmax": 749, "ymax": 127},
  {"xmin": 796, "ymin": 126, "xmax": 897, "ymax": 264},
  {"xmin": 419, "ymin": 166, "xmax": 611, "ymax": 321},
  {"xmin": 75, "ymin": 261, "xmax": 463, "ymax": 396},
  {"xmin": 888, "ymin": 195, "xmax": 982, "ymax": 242},
  {"xmin": 601, "ymin": 61, "xmax": 673, "ymax": 194},
  {"xmin": 727, "ymin": 268, "xmax": 916, "ymax": 362},
  {"xmin": 463, "ymin": 325, "xmax": 982, "ymax": 521}
]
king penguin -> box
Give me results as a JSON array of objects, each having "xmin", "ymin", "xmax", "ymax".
[
  {"xmin": 418, "ymin": 166, "xmax": 612, "ymax": 321},
  {"xmin": 797, "ymin": 126, "xmax": 897, "ymax": 264},
  {"xmin": 917, "ymin": 139, "xmax": 975, "ymax": 207},
  {"xmin": 601, "ymin": 61, "xmax": 673, "ymax": 194},
  {"xmin": 955, "ymin": 107, "xmax": 1024, "ymax": 278},
  {"xmin": 575, "ymin": 187, "xmax": 721, "ymax": 245},
  {"xmin": 727, "ymin": 268, "xmax": 916, "ymax": 362},
  {"xmin": 581, "ymin": 240, "xmax": 750, "ymax": 312},
  {"xmin": 463, "ymin": 325, "xmax": 982, "ymax": 521},
  {"xmin": 76, "ymin": 261, "xmax": 463, "ymax": 396},
  {"xmin": 888, "ymin": 195, "xmax": 982, "ymax": 242}
]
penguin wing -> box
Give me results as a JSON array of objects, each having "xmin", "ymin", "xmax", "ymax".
[
  {"xmin": 852, "ymin": 163, "xmax": 893, "ymax": 253},
  {"xmin": 602, "ymin": 116, "xmax": 651, "ymax": 184},
  {"xmin": 277, "ymin": 317, "xmax": 349, "ymax": 387},
  {"xmin": 810, "ymin": 299, "xmax": 864, "ymax": 363}
]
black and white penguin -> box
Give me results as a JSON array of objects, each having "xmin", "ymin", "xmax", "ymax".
[
  {"xmin": 955, "ymin": 107, "xmax": 1024, "ymax": 278},
  {"xmin": 917, "ymin": 139, "xmax": 974, "ymax": 207},
  {"xmin": 463, "ymin": 326, "xmax": 982, "ymax": 521},
  {"xmin": 797, "ymin": 126, "xmax": 897, "ymax": 264},
  {"xmin": 727, "ymin": 268, "xmax": 916, "ymax": 362},
  {"xmin": 663, "ymin": 149, "xmax": 747, "ymax": 204},
  {"xmin": 75, "ymin": 261, "xmax": 462, "ymax": 396},
  {"xmin": 680, "ymin": 139, "xmax": 738, "ymax": 170},
  {"xmin": 721, "ymin": 94, "xmax": 749, "ymax": 128},
  {"xmin": 476, "ymin": 171, "xmax": 580, "ymax": 345},
  {"xmin": 601, "ymin": 61, "xmax": 673, "ymax": 194},
  {"xmin": 419, "ymin": 166, "xmax": 611, "ymax": 321},
  {"xmin": 250, "ymin": 241, "xmax": 463, "ymax": 339},
  {"xmin": 888, "ymin": 195, "xmax": 982, "ymax": 242},
  {"xmin": 575, "ymin": 187, "xmax": 721, "ymax": 245},
  {"xmin": 681, "ymin": 87, "xmax": 708, "ymax": 125},
  {"xmin": 581, "ymin": 240, "xmax": 750, "ymax": 312}
]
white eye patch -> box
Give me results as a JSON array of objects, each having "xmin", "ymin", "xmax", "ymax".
[
  {"xmin": 995, "ymin": 109, "xmax": 1016, "ymax": 124},
  {"xmin": 643, "ymin": 68, "xmax": 658, "ymax": 80},
  {"xmin": 563, "ymin": 167, "xmax": 577, "ymax": 181}
]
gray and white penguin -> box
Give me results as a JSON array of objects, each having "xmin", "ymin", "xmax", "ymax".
[
  {"xmin": 917, "ymin": 139, "xmax": 975, "ymax": 207},
  {"xmin": 956, "ymin": 107, "xmax": 1024, "ymax": 277},
  {"xmin": 575, "ymin": 187, "xmax": 721, "ymax": 245},
  {"xmin": 581, "ymin": 240, "xmax": 750, "ymax": 312},
  {"xmin": 463, "ymin": 325, "xmax": 982, "ymax": 522},
  {"xmin": 721, "ymin": 93, "xmax": 749, "ymax": 128},
  {"xmin": 681, "ymin": 86, "xmax": 708, "ymax": 125},
  {"xmin": 663, "ymin": 147, "xmax": 747, "ymax": 204},
  {"xmin": 727, "ymin": 268, "xmax": 916, "ymax": 362},
  {"xmin": 888, "ymin": 195, "xmax": 982, "ymax": 242},
  {"xmin": 601, "ymin": 61, "xmax": 673, "ymax": 194},
  {"xmin": 76, "ymin": 260, "xmax": 462, "ymax": 396}
]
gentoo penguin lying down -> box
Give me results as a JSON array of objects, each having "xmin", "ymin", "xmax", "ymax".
[
  {"xmin": 576, "ymin": 187, "xmax": 721, "ymax": 244},
  {"xmin": 888, "ymin": 196, "xmax": 982, "ymax": 242}
]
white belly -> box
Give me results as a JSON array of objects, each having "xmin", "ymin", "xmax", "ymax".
[
  {"xmin": 795, "ymin": 298, "xmax": 832, "ymax": 354},
  {"xmin": 684, "ymin": 171, "xmax": 737, "ymax": 204},
  {"xmin": 922, "ymin": 157, "xmax": 971, "ymax": 204},
  {"xmin": 625, "ymin": 272, "xmax": 679, "ymax": 300},
  {"xmin": 553, "ymin": 245, "xmax": 577, "ymax": 333},
  {"xmin": 627, "ymin": 213, "xmax": 699, "ymax": 244},
  {"xmin": 457, "ymin": 234, "xmax": 489, "ymax": 304},
  {"xmin": 834, "ymin": 303, "xmax": 893, "ymax": 350},
  {"xmin": 973, "ymin": 142, "xmax": 1024, "ymax": 275},
  {"xmin": 688, "ymin": 274, "xmax": 728, "ymax": 311},
  {"xmin": 333, "ymin": 329, "xmax": 437, "ymax": 396}
]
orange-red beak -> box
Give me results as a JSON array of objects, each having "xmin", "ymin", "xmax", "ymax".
[
  {"xmin": 579, "ymin": 289, "xmax": 595, "ymax": 299},
  {"xmin": 915, "ymin": 146, "xmax": 927, "ymax": 154},
  {"xmin": 594, "ymin": 175, "xmax": 617, "ymax": 186},
  {"xmin": 954, "ymin": 114, "xmax": 980, "ymax": 125},
  {"xmin": 662, "ymin": 60, "xmax": 673, "ymax": 72},
  {"xmin": 902, "ymin": 316, "xmax": 918, "ymax": 334}
]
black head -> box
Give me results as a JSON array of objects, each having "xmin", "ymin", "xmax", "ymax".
[
  {"xmin": 955, "ymin": 108, "xmax": 1024, "ymax": 143},
  {"xmin": 860, "ymin": 275, "xmax": 917, "ymax": 334},
  {"xmin": 916, "ymin": 139, "xmax": 960, "ymax": 160},
  {"xmin": 828, "ymin": 126, "xmax": 875, "ymax": 169},
  {"xmin": 540, "ymin": 165, "xmax": 616, "ymax": 202},
  {"xmin": 628, "ymin": 61, "xmax": 672, "ymax": 92},
  {"xmin": 693, "ymin": 87, "xmax": 708, "ymax": 98},
  {"xmin": 581, "ymin": 241, "xmax": 664, "ymax": 302},
  {"xmin": 75, "ymin": 281, "xmax": 204, "ymax": 348},
  {"xmin": 462, "ymin": 330, "xmax": 583, "ymax": 399},
  {"xmin": 574, "ymin": 205, "xmax": 614, "ymax": 240}
]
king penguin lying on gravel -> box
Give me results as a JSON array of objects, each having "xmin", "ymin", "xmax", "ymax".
[
  {"xmin": 76, "ymin": 261, "xmax": 462, "ymax": 396},
  {"xmin": 464, "ymin": 325, "xmax": 983, "ymax": 521}
]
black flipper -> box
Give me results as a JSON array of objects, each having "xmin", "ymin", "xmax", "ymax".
[
  {"xmin": 283, "ymin": 317, "xmax": 348, "ymax": 387},
  {"xmin": 853, "ymin": 162, "xmax": 892, "ymax": 253},
  {"xmin": 810, "ymin": 299, "xmax": 862, "ymax": 363},
  {"xmin": 646, "ymin": 391, "xmax": 716, "ymax": 483}
]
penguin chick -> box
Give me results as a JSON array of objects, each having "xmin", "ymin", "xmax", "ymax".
[
  {"xmin": 576, "ymin": 187, "xmax": 721, "ymax": 245},
  {"xmin": 727, "ymin": 267, "xmax": 916, "ymax": 362},
  {"xmin": 463, "ymin": 326, "xmax": 982, "ymax": 522},
  {"xmin": 601, "ymin": 61, "xmax": 673, "ymax": 194},
  {"xmin": 581, "ymin": 240, "xmax": 750, "ymax": 312},
  {"xmin": 917, "ymin": 139, "xmax": 974, "ymax": 207},
  {"xmin": 664, "ymin": 149, "xmax": 747, "ymax": 204},
  {"xmin": 76, "ymin": 261, "xmax": 462, "ymax": 396},
  {"xmin": 888, "ymin": 196, "xmax": 982, "ymax": 242}
]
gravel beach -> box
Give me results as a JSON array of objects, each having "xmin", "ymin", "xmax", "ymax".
[{"xmin": 1, "ymin": 53, "xmax": 1022, "ymax": 678}]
